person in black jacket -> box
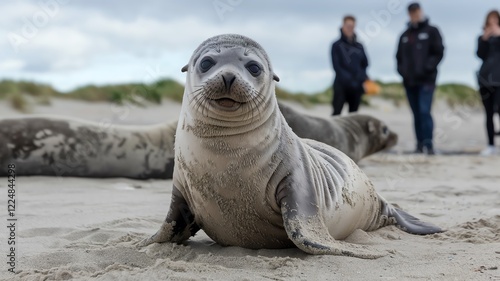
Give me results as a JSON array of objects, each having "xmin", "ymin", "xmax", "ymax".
[
  {"xmin": 476, "ymin": 10, "xmax": 500, "ymax": 156},
  {"xmin": 331, "ymin": 15, "xmax": 369, "ymax": 116},
  {"xmin": 396, "ymin": 3, "xmax": 444, "ymax": 155}
]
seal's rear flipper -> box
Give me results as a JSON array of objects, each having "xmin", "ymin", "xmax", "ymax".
[{"xmin": 390, "ymin": 207, "xmax": 443, "ymax": 235}]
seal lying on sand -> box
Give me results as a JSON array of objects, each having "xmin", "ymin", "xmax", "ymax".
[
  {"xmin": 0, "ymin": 117, "xmax": 176, "ymax": 179},
  {"xmin": 0, "ymin": 108, "xmax": 396, "ymax": 179},
  {"xmin": 142, "ymin": 34, "xmax": 442, "ymax": 258},
  {"xmin": 278, "ymin": 102, "xmax": 397, "ymax": 162}
]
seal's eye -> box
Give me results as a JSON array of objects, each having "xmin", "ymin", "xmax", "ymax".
[
  {"xmin": 382, "ymin": 126, "xmax": 388, "ymax": 135},
  {"xmin": 199, "ymin": 57, "xmax": 215, "ymax": 72},
  {"xmin": 245, "ymin": 62, "xmax": 262, "ymax": 76}
]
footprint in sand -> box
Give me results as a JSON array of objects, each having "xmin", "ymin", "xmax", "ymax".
[{"xmin": 430, "ymin": 216, "xmax": 500, "ymax": 243}]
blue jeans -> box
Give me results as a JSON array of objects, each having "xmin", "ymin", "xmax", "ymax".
[{"xmin": 405, "ymin": 84, "xmax": 435, "ymax": 149}]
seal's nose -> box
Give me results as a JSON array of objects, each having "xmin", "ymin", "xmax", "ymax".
[{"xmin": 222, "ymin": 73, "xmax": 236, "ymax": 92}]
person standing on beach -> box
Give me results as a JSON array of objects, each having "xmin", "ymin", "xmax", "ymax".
[
  {"xmin": 396, "ymin": 3, "xmax": 444, "ymax": 155},
  {"xmin": 331, "ymin": 15, "xmax": 369, "ymax": 116},
  {"xmin": 477, "ymin": 10, "xmax": 500, "ymax": 156}
]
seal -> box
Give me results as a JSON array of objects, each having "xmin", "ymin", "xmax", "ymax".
[
  {"xmin": 0, "ymin": 116, "xmax": 176, "ymax": 179},
  {"xmin": 0, "ymin": 112, "xmax": 393, "ymax": 178},
  {"xmin": 142, "ymin": 34, "xmax": 442, "ymax": 258},
  {"xmin": 278, "ymin": 102, "xmax": 398, "ymax": 162},
  {"xmin": 0, "ymin": 105, "xmax": 396, "ymax": 180}
]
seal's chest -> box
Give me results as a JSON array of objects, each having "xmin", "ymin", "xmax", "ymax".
[
  {"xmin": 182, "ymin": 170, "xmax": 287, "ymax": 248},
  {"xmin": 186, "ymin": 170, "xmax": 265, "ymax": 210}
]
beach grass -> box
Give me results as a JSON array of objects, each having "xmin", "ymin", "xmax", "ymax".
[
  {"xmin": 0, "ymin": 79, "xmax": 482, "ymax": 111},
  {"xmin": 8, "ymin": 93, "xmax": 30, "ymax": 112}
]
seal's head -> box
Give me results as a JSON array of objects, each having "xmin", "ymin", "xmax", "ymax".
[
  {"xmin": 181, "ymin": 34, "xmax": 280, "ymax": 124},
  {"xmin": 364, "ymin": 116, "xmax": 398, "ymax": 152},
  {"xmin": 340, "ymin": 114, "xmax": 398, "ymax": 155}
]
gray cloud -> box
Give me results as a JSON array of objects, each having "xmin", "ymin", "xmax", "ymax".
[{"xmin": 1, "ymin": 0, "xmax": 498, "ymax": 92}]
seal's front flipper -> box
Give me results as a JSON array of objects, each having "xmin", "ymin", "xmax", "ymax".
[
  {"xmin": 278, "ymin": 176, "xmax": 384, "ymax": 259},
  {"xmin": 140, "ymin": 185, "xmax": 200, "ymax": 247},
  {"xmin": 281, "ymin": 203, "xmax": 384, "ymax": 258},
  {"xmin": 388, "ymin": 206, "xmax": 443, "ymax": 235}
]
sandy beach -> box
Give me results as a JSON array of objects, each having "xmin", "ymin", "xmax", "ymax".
[{"xmin": 0, "ymin": 98, "xmax": 499, "ymax": 280}]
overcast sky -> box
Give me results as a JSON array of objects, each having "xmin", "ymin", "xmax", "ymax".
[{"xmin": 1, "ymin": 0, "xmax": 498, "ymax": 93}]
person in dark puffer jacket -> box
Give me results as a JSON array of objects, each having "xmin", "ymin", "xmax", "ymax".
[
  {"xmin": 477, "ymin": 10, "xmax": 500, "ymax": 156},
  {"xmin": 331, "ymin": 15, "xmax": 369, "ymax": 116},
  {"xmin": 396, "ymin": 2, "xmax": 444, "ymax": 155}
]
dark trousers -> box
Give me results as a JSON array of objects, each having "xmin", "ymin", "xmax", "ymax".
[
  {"xmin": 332, "ymin": 83, "xmax": 362, "ymax": 116},
  {"xmin": 479, "ymin": 86, "xmax": 500, "ymax": 145},
  {"xmin": 405, "ymin": 84, "xmax": 435, "ymax": 149}
]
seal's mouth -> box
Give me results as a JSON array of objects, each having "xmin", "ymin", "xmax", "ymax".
[
  {"xmin": 382, "ymin": 132, "xmax": 398, "ymax": 150},
  {"xmin": 216, "ymin": 98, "xmax": 239, "ymax": 107},
  {"xmin": 209, "ymin": 97, "xmax": 245, "ymax": 111}
]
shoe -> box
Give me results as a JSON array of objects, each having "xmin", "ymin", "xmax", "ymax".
[
  {"xmin": 414, "ymin": 145, "xmax": 424, "ymax": 154},
  {"xmin": 480, "ymin": 145, "xmax": 497, "ymax": 156},
  {"xmin": 425, "ymin": 147, "xmax": 436, "ymax": 155},
  {"xmin": 496, "ymin": 131, "xmax": 500, "ymax": 136}
]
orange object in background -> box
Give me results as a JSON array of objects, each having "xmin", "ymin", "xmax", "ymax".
[{"xmin": 363, "ymin": 80, "xmax": 381, "ymax": 95}]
